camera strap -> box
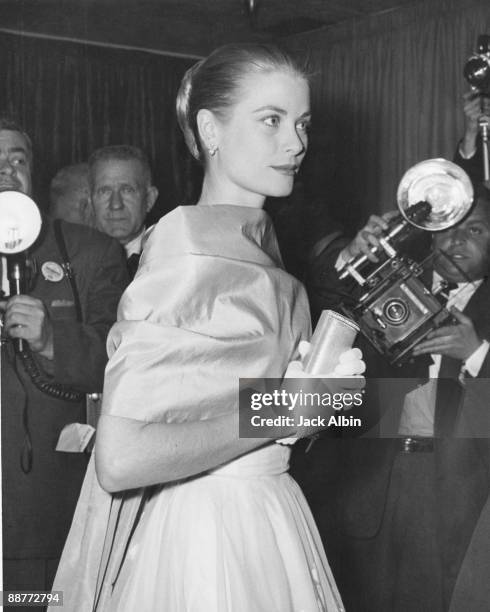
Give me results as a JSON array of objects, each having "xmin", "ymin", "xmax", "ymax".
[
  {"xmin": 17, "ymin": 220, "xmax": 87, "ymax": 473},
  {"xmin": 53, "ymin": 218, "xmax": 83, "ymax": 323}
]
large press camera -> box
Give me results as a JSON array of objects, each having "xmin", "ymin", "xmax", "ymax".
[{"xmin": 339, "ymin": 159, "xmax": 474, "ymax": 365}]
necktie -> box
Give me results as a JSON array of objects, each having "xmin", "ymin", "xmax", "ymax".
[
  {"xmin": 445, "ymin": 281, "xmax": 458, "ymax": 293},
  {"xmin": 126, "ymin": 253, "xmax": 140, "ymax": 280},
  {"xmin": 435, "ymin": 281, "xmax": 467, "ymax": 437},
  {"xmin": 434, "ymin": 355, "xmax": 464, "ymax": 437},
  {"xmin": 433, "ymin": 282, "xmax": 462, "ymax": 436}
]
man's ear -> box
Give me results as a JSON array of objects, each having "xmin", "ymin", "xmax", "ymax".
[
  {"xmin": 196, "ymin": 108, "xmax": 219, "ymax": 153},
  {"xmin": 146, "ymin": 186, "xmax": 159, "ymax": 213}
]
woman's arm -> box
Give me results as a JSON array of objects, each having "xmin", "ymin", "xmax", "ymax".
[
  {"xmin": 96, "ymin": 345, "xmax": 365, "ymax": 493},
  {"xmin": 95, "ymin": 412, "xmax": 279, "ymax": 492}
]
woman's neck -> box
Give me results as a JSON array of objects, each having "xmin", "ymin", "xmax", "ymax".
[{"xmin": 197, "ymin": 174, "xmax": 265, "ymax": 209}]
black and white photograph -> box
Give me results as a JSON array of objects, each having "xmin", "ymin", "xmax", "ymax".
[{"xmin": 1, "ymin": 0, "xmax": 490, "ymax": 610}]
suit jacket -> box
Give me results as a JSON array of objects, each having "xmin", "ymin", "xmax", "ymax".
[
  {"xmin": 292, "ymin": 233, "xmax": 490, "ymax": 606},
  {"xmin": 453, "ymin": 140, "xmax": 485, "ymax": 185},
  {"xmin": 1, "ymin": 217, "xmax": 128, "ymax": 559},
  {"xmin": 448, "ymin": 413, "xmax": 490, "ymax": 611}
]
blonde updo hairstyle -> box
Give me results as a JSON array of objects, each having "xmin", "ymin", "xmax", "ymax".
[{"xmin": 176, "ymin": 43, "xmax": 308, "ymax": 163}]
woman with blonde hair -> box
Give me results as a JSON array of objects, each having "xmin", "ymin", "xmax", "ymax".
[{"xmin": 52, "ymin": 42, "xmax": 364, "ymax": 611}]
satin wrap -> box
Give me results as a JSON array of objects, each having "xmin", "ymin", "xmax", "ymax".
[{"xmin": 51, "ymin": 205, "xmax": 312, "ymax": 610}]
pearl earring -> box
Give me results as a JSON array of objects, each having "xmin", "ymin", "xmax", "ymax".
[{"xmin": 208, "ymin": 144, "xmax": 218, "ymax": 157}]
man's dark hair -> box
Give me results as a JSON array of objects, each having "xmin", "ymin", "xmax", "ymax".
[
  {"xmin": 465, "ymin": 182, "xmax": 490, "ymax": 226},
  {"xmin": 88, "ymin": 145, "xmax": 153, "ymax": 189},
  {"xmin": 0, "ymin": 115, "xmax": 33, "ymax": 164},
  {"xmin": 474, "ymin": 182, "xmax": 490, "ymax": 206}
]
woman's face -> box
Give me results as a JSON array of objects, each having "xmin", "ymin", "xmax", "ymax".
[{"xmin": 210, "ymin": 70, "xmax": 310, "ymax": 207}]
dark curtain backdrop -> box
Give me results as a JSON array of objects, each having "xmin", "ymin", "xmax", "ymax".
[
  {"xmin": 0, "ymin": 32, "xmax": 194, "ymax": 221},
  {"xmin": 281, "ymin": 0, "xmax": 490, "ymax": 251},
  {"xmin": 1, "ymin": 0, "xmax": 490, "ymax": 275}
]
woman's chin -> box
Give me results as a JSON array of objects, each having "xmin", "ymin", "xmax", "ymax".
[{"xmin": 266, "ymin": 185, "xmax": 295, "ymax": 199}]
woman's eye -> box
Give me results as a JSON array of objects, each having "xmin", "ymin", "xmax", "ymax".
[
  {"xmin": 263, "ymin": 115, "xmax": 280, "ymax": 128},
  {"xmin": 11, "ymin": 156, "xmax": 26, "ymax": 166},
  {"xmin": 469, "ymin": 226, "xmax": 482, "ymax": 234},
  {"xmin": 296, "ymin": 120, "xmax": 311, "ymax": 133}
]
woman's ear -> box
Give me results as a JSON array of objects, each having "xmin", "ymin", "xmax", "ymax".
[{"xmin": 196, "ymin": 109, "xmax": 219, "ymax": 157}]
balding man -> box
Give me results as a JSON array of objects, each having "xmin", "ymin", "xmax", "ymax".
[
  {"xmin": 88, "ymin": 145, "xmax": 158, "ymax": 278},
  {"xmin": 49, "ymin": 162, "xmax": 93, "ymax": 226}
]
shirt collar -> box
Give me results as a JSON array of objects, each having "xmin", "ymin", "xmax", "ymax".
[
  {"xmin": 432, "ymin": 270, "xmax": 483, "ymax": 292},
  {"xmin": 124, "ymin": 229, "xmax": 145, "ymax": 258}
]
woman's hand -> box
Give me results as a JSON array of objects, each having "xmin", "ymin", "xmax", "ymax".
[
  {"xmin": 279, "ymin": 342, "xmax": 366, "ymax": 441},
  {"xmin": 285, "ymin": 341, "xmax": 365, "ymax": 377}
]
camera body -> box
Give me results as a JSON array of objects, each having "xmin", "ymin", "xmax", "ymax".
[
  {"xmin": 341, "ymin": 249, "xmax": 452, "ymax": 365},
  {"xmin": 464, "ymin": 34, "xmax": 490, "ymax": 95},
  {"xmin": 338, "ymin": 159, "xmax": 473, "ymax": 366}
]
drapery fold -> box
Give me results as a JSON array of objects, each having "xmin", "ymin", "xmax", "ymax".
[
  {"xmin": 285, "ymin": 0, "xmax": 490, "ymax": 236},
  {"xmin": 50, "ymin": 204, "xmax": 312, "ymax": 611},
  {"xmin": 1, "ymin": 0, "xmax": 489, "ymax": 259},
  {"xmin": 0, "ymin": 31, "xmax": 193, "ymax": 217}
]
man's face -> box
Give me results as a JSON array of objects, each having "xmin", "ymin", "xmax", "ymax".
[
  {"xmin": 0, "ymin": 130, "xmax": 32, "ymax": 195},
  {"xmin": 51, "ymin": 174, "xmax": 92, "ymax": 226},
  {"xmin": 433, "ymin": 200, "xmax": 490, "ymax": 282},
  {"xmin": 90, "ymin": 158, "xmax": 157, "ymax": 245}
]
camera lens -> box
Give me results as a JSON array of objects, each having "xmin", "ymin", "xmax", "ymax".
[{"xmin": 383, "ymin": 298, "xmax": 409, "ymax": 325}]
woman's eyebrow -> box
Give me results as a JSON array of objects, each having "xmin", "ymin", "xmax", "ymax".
[{"xmin": 252, "ymin": 105, "xmax": 287, "ymax": 115}]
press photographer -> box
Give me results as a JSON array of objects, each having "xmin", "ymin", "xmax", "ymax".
[
  {"xmin": 296, "ymin": 170, "xmax": 490, "ymax": 610},
  {"xmin": 0, "ymin": 117, "xmax": 128, "ymax": 602},
  {"xmin": 455, "ymin": 34, "xmax": 490, "ymax": 184}
]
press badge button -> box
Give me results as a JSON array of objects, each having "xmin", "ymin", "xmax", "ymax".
[{"xmin": 41, "ymin": 261, "xmax": 65, "ymax": 282}]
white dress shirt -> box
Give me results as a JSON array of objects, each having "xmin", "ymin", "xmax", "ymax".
[
  {"xmin": 335, "ymin": 251, "xmax": 489, "ymax": 436},
  {"xmin": 398, "ymin": 273, "xmax": 489, "ymax": 436},
  {"xmin": 124, "ymin": 229, "xmax": 145, "ymax": 258}
]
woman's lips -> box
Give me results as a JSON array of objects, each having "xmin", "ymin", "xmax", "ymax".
[{"xmin": 270, "ymin": 165, "xmax": 298, "ymax": 176}]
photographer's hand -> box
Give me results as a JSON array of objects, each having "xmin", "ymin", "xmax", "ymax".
[
  {"xmin": 461, "ymin": 91, "xmax": 490, "ymax": 157},
  {"xmin": 342, "ymin": 211, "xmax": 399, "ymax": 263},
  {"xmin": 411, "ymin": 307, "xmax": 481, "ymax": 361},
  {"xmin": 1, "ymin": 295, "xmax": 54, "ymax": 359}
]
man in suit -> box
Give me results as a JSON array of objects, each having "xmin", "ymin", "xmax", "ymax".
[
  {"xmin": 88, "ymin": 145, "xmax": 158, "ymax": 278},
  {"xmin": 0, "ymin": 117, "xmax": 128, "ymax": 602},
  {"xmin": 292, "ymin": 185, "xmax": 490, "ymax": 611}
]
